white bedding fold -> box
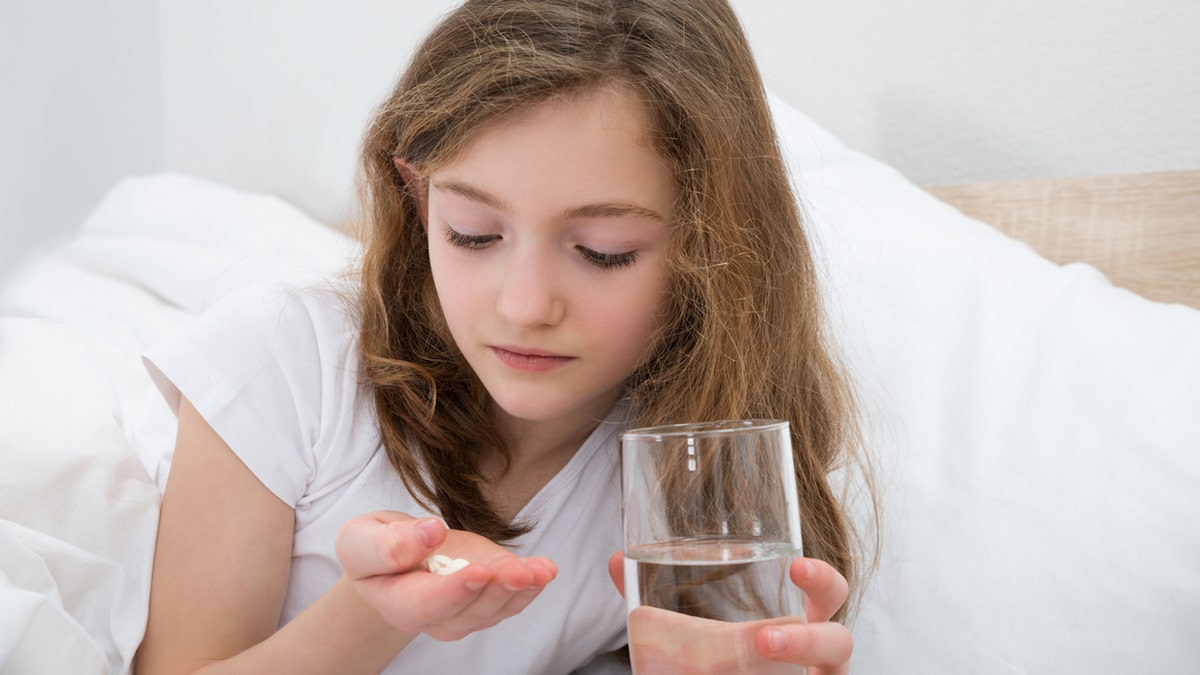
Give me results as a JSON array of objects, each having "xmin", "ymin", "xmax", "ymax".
[
  {"xmin": 0, "ymin": 173, "xmax": 361, "ymax": 674},
  {"xmin": 0, "ymin": 319, "xmax": 160, "ymax": 675}
]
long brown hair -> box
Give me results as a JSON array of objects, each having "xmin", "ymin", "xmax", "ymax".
[{"xmin": 356, "ymin": 0, "xmax": 875, "ymax": 611}]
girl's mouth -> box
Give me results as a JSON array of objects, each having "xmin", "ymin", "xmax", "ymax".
[{"xmin": 490, "ymin": 346, "xmax": 575, "ymax": 372}]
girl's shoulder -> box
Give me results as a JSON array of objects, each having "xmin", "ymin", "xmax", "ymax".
[
  {"xmin": 144, "ymin": 275, "xmax": 377, "ymax": 509},
  {"xmin": 161, "ymin": 275, "xmax": 366, "ymax": 377},
  {"xmin": 205, "ymin": 276, "xmax": 360, "ymax": 338}
]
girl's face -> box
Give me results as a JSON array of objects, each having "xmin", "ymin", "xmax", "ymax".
[{"xmin": 422, "ymin": 87, "xmax": 675, "ymax": 428}]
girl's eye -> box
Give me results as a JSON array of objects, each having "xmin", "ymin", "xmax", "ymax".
[
  {"xmin": 445, "ymin": 226, "xmax": 638, "ymax": 269},
  {"xmin": 444, "ymin": 227, "xmax": 498, "ymax": 249},
  {"xmin": 577, "ymin": 246, "xmax": 639, "ymax": 270}
]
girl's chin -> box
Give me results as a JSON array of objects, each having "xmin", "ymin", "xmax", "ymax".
[
  {"xmin": 486, "ymin": 388, "xmax": 622, "ymax": 428},
  {"xmin": 489, "ymin": 398, "xmax": 578, "ymax": 424}
]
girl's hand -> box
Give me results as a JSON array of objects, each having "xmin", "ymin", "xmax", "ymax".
[
  {"xmin": 607, "ymin": 553, "xmax": 853, "ymax": 674},
  {"xmin": 337, "ymin": 512, "xmax": 557, "ymax": 641}
]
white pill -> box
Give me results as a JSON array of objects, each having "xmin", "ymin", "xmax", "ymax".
[{"xmin": 426, "ymin": 554, "xmax": 470, "ymax": 575}]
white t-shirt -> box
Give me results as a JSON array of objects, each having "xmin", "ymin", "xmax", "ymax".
[{"xmin": 144, "ymin": 280, "xmax": 631, "ymax": 674}]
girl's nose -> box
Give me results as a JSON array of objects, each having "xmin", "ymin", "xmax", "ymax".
[{"xmin": 495, "ymin": 248, "xmax": 566, "ymax": 327}]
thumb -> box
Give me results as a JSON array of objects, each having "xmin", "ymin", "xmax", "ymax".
[
  {"xmin": 607, "ymin": 551, "xmax": 625, "ymax": 597},
  {"xmin": 336, "ymin": 512, "xmax": 446, "ymax": 579}
]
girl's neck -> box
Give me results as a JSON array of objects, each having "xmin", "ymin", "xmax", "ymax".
[
  {"xmin": 480, "ymin": 389, "xmax": 623, "ymax": 521},
  {"xmin": 493, "ymin": 381, "xmax": 624, "ymax": 462},
  {"xmin": 492, "ymin": 401, "xmax": 610, "ymax": 468}
]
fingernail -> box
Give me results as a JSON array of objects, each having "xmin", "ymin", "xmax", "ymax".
[
  {"xmin": 803, "ymin": 560, "xmax": 816, "ymax": 581},
  {"xmin": 765, "ymin": 628, "xmax": 788, "ymax": 654},
  {"xmin": 465, "ymin": 579, "xmax": 486, "ymax": 591},
  {"xmin": 414, "ymin": 518, "xmax": 441, "ymax": 548}
]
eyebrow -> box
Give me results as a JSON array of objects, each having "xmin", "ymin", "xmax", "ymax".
[{"xmin": 431, "ymin": 178, "xmax": 666, "ymax": 223}]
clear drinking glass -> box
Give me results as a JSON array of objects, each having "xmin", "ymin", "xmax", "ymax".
[{"xmin": 622, "ymin": 420, "xmax": 806, "ymax": 674}]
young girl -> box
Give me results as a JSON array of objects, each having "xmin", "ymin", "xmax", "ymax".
[{"xmin": 135, "ymin": 1, "xmax": 869, "ymax": 673}]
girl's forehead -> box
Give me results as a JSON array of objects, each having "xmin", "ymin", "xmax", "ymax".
[
  {"xmin": 426, "ymin": 86, "xmax": 677, "ymax": 225},
  {"xmin": 438, "ymin": 84, "xmax": 665, "ymax": 169}
]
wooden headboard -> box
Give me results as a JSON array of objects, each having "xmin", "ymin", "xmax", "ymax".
[{"xmin": 926, "ymin": 170, "xmax": 1200, "ymax": 311}]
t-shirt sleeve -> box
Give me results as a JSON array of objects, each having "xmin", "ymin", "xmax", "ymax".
[{"xmin": 143, "ymin": 281, "xmax": 355, "ymax": 507}]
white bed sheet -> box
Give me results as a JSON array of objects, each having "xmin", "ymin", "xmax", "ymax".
[
  {"xmin": 1, "ymin": 97, "xmax": 1198, "ymax": 673},
  {"xmin": 0, "ymin": 319, "xmax": 157, "ymax": 674},
  {"xmin": 0, "ymin": 173, "xmax": 359, "ymax": 674}
]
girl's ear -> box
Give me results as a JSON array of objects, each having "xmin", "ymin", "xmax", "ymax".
[{"xmin": 393, "ymin": 157, "xmax": 429, "ymax": 227}]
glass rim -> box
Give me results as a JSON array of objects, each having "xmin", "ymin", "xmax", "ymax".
[{"xmin": 620, "ymin": 419, "xmax": 789, "ymax": 441}]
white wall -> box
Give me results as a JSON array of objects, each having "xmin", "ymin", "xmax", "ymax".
[
  {"xmin": 157, "ymin": 1, "xmax": 451, "ymax": 228},
  {"xmin": 153, "ymin": 0, "xmax": 1200, "ymax": 226},
  {"xmin": 4, "ymin": 0, "xmax": 1198, "ymax": 268},
  {"xmin": 0, "ymin": 0, "xmax": 163, "ymax": 276},
  {"xmin": 735, "ymin": 0, "xmax": 1200, "ymax": 185}
]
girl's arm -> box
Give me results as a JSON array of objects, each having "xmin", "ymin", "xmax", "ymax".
[
  {"xmin": 136, "ymin": 397, "xmax": 558, "ymax": 674},
  {"xmin": 135, "ymin": 397, "xmax": 412, "ymax": 674}
]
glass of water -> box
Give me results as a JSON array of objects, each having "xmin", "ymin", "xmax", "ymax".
[{"xmin": 622, "ymin": 420, "xmax": 807, "ymax": 674}]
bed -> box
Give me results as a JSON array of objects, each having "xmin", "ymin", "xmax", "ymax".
[{"xmin": 1, "ymin": 92, "xmax": 1197, "ymax": 673}]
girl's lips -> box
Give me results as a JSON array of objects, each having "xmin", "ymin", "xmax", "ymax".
[{"xmin": 490, "ymin": 346, "xmax": 575, "ymax": 372}]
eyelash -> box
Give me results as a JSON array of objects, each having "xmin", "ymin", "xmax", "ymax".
[
  {"xmin": 443, "ymin": 227, "xmax": 640, "ymax": 270},
  {"xmin": 444, "ymin": 228, "xmax": 496, "ymax": 250},
  {"xmin": 578, "ymin": 248, "xmax": 640, "ymax": 269}
]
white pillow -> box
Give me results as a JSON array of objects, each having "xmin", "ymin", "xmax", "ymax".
[{"xmin": 768, "ymin": 94, "xmax": 1200, "ymax": 672}]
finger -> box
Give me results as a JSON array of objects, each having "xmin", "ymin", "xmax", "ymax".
[
  {"xmin": 790, "ymin": 557, "xmax": 849, "ymax": 623},
  {"xmin": 520, "ymin": 556, "xmax": 558, "ymax": 588},
  {"xmin": 464, "ymin": 555, "xmax": 544, "ymax": 607},
  {"xmin": 420, "ymin": 558, "xmax": 556, "ymax": 640},
  {"xmin": 336, "ymin": 513, "xmax": 446, "ymax": 579},
  {"xmin": 483, "ymin": 557, "xmax": 558, "ymax": 619},
  {"xmin": 442, "ymin": 554, "xmax": 555, "ymax": 618},
  {"xmin": 607, "ymin": 551, "xmax": 625, "ymax": 597},
  {"xmin": 358, "ymin": 562, "xmax": 494, "ymax": 631},
  {"xmin": 755, "ymin": 621, "xmax": 854, "ymax": 675}
]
